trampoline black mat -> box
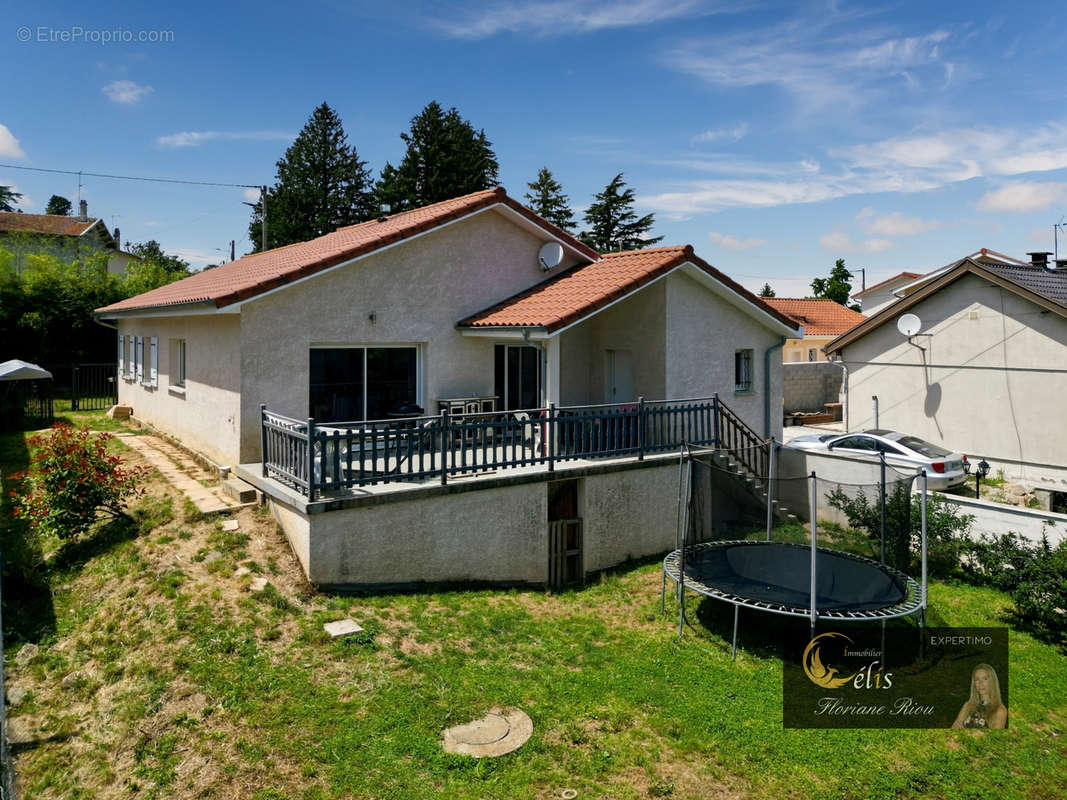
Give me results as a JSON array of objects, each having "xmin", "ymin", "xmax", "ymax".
[{"xmin": 664, "ymin": 541, "xmax": 921, "ymax": 619}]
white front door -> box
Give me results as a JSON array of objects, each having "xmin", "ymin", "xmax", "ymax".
[{"xmin": 604, "ymin": 349, "xmax": 634, "ymax": 403}]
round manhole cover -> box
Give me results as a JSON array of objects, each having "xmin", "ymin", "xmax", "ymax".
[{"xmin": 441, "ymin": 707, "xmax": 533, "ymax": 757}]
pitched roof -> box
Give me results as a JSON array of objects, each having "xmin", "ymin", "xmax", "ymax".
[
  {"xmin": 0, "ymin": 211, "xmax": 97, "ymax": 237},
  {"xmin": 96, "ymin": 188, "xmax": 598, "ymax": 315},
  {"xmin": 851, "ymin": 272, "xmax": 921, "ymax": 298},
  {"xmin": 458, "ymin": 245, "xmax": 800, "ymax": 333},
  {"xmin": 825, "ymin": 257, "xmax": 1067, "ymax": 355},
  {"xmin": 760, "ymin": 298, "xmax": 866, "ymax": 336}
]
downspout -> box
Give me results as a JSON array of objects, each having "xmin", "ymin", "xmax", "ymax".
[{"xmin": 763, "ymin": 336, "xmax": 786, "ymax": 437}]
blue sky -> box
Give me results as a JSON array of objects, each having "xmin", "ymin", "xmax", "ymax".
[{"xmin": 4, "ymin": 0, "xmax": 1067, "ymax": 295}]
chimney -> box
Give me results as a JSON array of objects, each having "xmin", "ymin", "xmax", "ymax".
[
  {"xmin": 1027, "ymin": 251, "xmax": 1052, "ymax": 268},
  {"xmin": 1056, "ymin": 260, "xmax": 1067, "ymax": 271},
  {"xmin": 78, "ymin": 199, "xmax": 88, "ymax": 220},
  {"xmin": 113, "ymin": 227, "xmax": 120, "ymax": 250}
]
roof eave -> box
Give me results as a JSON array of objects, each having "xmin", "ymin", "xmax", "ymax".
[{"xmin": 95, "ymin": 299, "xmax": 221, "ymax": 320}]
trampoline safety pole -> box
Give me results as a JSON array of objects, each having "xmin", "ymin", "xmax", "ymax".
[
  {"xmin": 765, "ymin": 438, "xmax": 775, "ymax": 541},
  {"xmin": 809, "ymin": 471, "xmax": 818, "ymax": 635},
  {"xmin": 731, "ymin": 605, "xmax": 739, "ymax": 661},
  {"xmin": 920, "ymin": 468, "xmax": 928, "ymax": 630}
]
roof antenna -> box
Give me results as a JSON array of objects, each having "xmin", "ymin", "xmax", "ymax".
[{"xmin": 1054, "ymin": 217, "xmax": 1066, "ymax": 265}]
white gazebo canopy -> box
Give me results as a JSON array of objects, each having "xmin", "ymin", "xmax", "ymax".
[{"xmin": 0, "ymin": 359, "xmax": 53, "ymax": 382}]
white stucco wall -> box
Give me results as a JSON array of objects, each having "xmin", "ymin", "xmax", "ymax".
[
  {"xmin": 237, "ymin": 208, "xmax": 584, "ymax": 461},
  {"xmin": 116, "ymin": 315, "xmax": 241, "ymax": 466},
  {"xmin": 839, "ymin": 273, "xmax": 1067, "ymax": 488},
  {"xmin": 581, "ymin": 463, "xmax": 678, "ymax": 571},
  {"xmin": 664, "ymin": 271, "xmax": 784, "ymax": 440}
]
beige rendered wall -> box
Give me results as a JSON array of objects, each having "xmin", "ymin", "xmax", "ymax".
[
  {"xmin": 664, "ymin": 271, "xmax": 784, "ymax": 440},
  {"xmin": 840, "ymin": 273, "xmax": 1067, "ymax": 487},
  {"xmin": 237, "ymin": 208, "xmax": 584, "ymax": 461},
  {"xmin": 581, "ymin": 463, "xmax": 678, "ymax": 571},
  {"xmin": 269, "ymin": 460, "xmax": 680, "ymax": 587},
  {"xmin": 116, "ymin": 315, "xmax": 241, "ymax": 466},
  {"xmin": 556, "ymin": 280, "xmax": 666, "ymax": 406},
  {"xmin": 296, "ymin": 483, "xmax": 548, "ymax": 586},
  {"xmin": 783, "ymin": 336, "xmax": 833, "ymax": 363}
]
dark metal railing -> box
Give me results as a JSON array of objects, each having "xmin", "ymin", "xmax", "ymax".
[{"xmin": 261, "ymin": 393, "xmax": 766, "ymax": 500}]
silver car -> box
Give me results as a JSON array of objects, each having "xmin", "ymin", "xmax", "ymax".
[{"xmin": 787, "ymin": 429, "xmax": 969, "ymax": 490}]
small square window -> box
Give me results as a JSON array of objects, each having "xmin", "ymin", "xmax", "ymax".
[{"xmin": 734, "ymin": 349, "xmax": 753, "ymax": 392}]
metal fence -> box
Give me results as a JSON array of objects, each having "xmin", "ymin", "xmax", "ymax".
[
  {"xmin": 262, "ymin": 394, "xmax": 767, "ymax": 500},
  {"xmin": 43, "ymin": 363, "xmax": 117, "ymax": 411}
]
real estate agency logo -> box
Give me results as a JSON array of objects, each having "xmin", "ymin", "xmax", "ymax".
[{"xmin": 802, "ymin": 632, "xmax": 892, "ymax": 691}]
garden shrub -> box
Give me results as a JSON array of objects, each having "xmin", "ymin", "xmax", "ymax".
[
  {"xmin": 12, "ymin": 424, "xmax": 148, "ymax": 539},
  {"xmin": 1011, "ymin": 537, "xmax": 1067, "ymax": 643},
  {"xmin": 825, "ymin": 483, "xmax": 974, "ymax": 577}
]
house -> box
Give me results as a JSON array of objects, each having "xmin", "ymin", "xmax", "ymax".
[
  {"xmin": 761, "ymin": 298, "xmax": 865, "ymax": 362},
  {"xmin": 853, "ymin": 250, "xmax": 1030, "ymax": 316},
  {"xmin": 825, "ymin": 251, "xmax": 1067, "ymax": 490},
  {"xmin": 95, "ymin": 187, "xmax": 800, "ymax": 588},
  {"xmin": 851, "ymin": 272, "xmax": 920, "ymax": 316},
  {"xmin": 0, "ymin": 200, "xmax": 140, "ymax": 275}
]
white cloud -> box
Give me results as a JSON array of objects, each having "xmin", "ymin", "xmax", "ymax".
[
  {"xmin": 640, "ymin": 122, "xmax": 1067, "ymax": 216},
  {"xmin": 976, "ymin": 182, "xmax": 1067, "ymax": 213},
  {"xmin": 0, "ymin": 124, "xmax": 26, "ymax": 159},
  {"xmin": 856, "ymin": 208, "xmax": 941, "ymax": 236},
  {"xmin": 157, "ymin": 130, "xmax": 294, "ymax": 148},
  {"xmin": 0, "ymin": 179, "xmax": 29, "ymax": 208},
  {"xmin": 818, "ymin": 231, "xmax": 895, "ymax": 253},
  {"xmin": 102, "ymin": 80, "xmax": 154, "ymax": 105},
  {"xmin": 708, "ymin": 231, "xmax": 766, "ymax": 251},
  {"xmin": 169, "ymin": 248, "xmax": 218, "ymax": 267},
  {"xmin": 426, "ymin": 0, "xmax": 734, "ymax": 39},
  {"xmin": 243, "ymin": 188, "xmax": 262, "ymax": 203},
  {"xmin": 664, "ymin": 18, "xmax": 953, "ymax": 113},
  {"xmin": 692, "ymin": 123, "xmax": 749, "ymax": 145}
]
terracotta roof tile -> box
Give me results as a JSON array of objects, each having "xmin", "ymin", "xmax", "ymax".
[
  {"xmin": 97, "ymin": 187, "xmax": 599, "ymax": 314},
  {"xmin": 761, "ymin": 298, "xmax": 866, "ymax": 336},
  {"xmin": 0, "ymin": 211, "xmax": 97, "ymax": 237},
  {"xmin": 459, "ymin": 246, "xmax": 800, "ymax": 333}
]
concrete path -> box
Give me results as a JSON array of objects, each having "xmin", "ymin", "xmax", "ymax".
[{"xmin": 117, "ymin": 434, "xmax": 238, "ymax": 514}]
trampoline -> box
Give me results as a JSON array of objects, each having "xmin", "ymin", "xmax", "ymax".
[{"xmin": 663, "ymin": 443, "xmax": 928, "ymax": 659}]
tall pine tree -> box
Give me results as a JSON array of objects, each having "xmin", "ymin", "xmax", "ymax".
[
  {"xmin": 249, "ymin": 102, "xmax": 374, "ymax": 251},
  {"xmin": 580, "ymin": 174, "xmax": 662, "ymax": 252},
  {"xmin": 524, "ymin": 167, "xmax": 575, "ymax": 231},
  {"xmin": 374, "ymin": 101, "xmax": 499, "ymax": 212}
]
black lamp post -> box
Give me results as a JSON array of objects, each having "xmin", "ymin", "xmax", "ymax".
[{"xmin": 974, "ymin": 459, "xmax": 990, "ymax": 498}]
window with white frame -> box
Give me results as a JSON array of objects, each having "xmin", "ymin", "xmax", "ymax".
[
  {"xmin": 170, "ymin": 339, "xmax": 186, "ymax": 388},
  {"xmin": 734, "ymin": 349, "xmax": 753, "ymax": 392},
  {"xmin": 136, "ymin": 336, "xmax": 158, "ymax": 388}
]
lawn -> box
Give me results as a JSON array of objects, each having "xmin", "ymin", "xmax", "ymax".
[{"xmin": 2, "ymin": 417, "xmax": 1065, "ymax": 800}]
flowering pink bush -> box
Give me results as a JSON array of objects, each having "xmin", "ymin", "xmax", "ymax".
[{"xmin": 11, "ymin": 424, "xmax": 148, "ymax": 539}]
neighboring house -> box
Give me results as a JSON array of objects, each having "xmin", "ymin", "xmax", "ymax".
[
  {"xmin": 855, "ymin": 250, "xmax": 1031, "ymax": 316},
  {"xmin": 825, "ymin": 251, "xmax": 1067, "ymax": 490},
  {"xmin": 0, "ymin": 201, "xmax": 140, "ymax": 275},
  {"xmin": 851, "ymin": 272, "xmax": 920, "ymax": 316},
  {"xmin": 95, "ymin": 187, "xmax": 800, "ymax": 588},
  {"xmin": 762, "ymin": 298, "xmax": 865, "ymax": 362}
]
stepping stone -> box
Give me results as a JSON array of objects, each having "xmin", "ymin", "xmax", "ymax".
[
  {"xmin": 221, "ymin": 519, "xmax": 240, "ymax": 531},
  {"xmin": 202, "ymin": 550, "xmax": 223, "ymax": 564},
  {"xmin": 441, "ymin": 707, "xmax": 533, "ymax": 757},
  {"xmin": 249, "ymin": 577, "xmax": 268, "ymax": 592},
  {"xmin": 234, "ymin": 566, "xmax": 252, "ymax": 578},
  {"xmin": 6, "ymin": 686, "xmax": 28, "ymax": 707},
  {"xmin": 323, "ymin": 619, "xmax": 364, "ymax": 638},
  {"xmin": 15, "ymin": 643, "xmax": 38, "ymax": 668}
]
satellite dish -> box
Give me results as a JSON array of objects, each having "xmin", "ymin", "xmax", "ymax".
[
  {"xmin": 538, "ymin": 242, "xmax": 564, "ymax": 271},
  {"xmin": 897, "ymin": 313, "xmax": 922, "ymax": 337}
]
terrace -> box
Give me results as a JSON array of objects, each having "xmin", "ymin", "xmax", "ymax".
[{"xmin": 256, "ymin": 394, "xmax": 769, "ymax": 501}]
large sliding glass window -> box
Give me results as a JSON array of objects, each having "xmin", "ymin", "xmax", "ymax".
[
  {"xmin": 310, "ymin": 347, "xmax": 418, "ymax": 422},
  {"xmin": 494, "ymin": 344, "xmax": 541, "ymax": 411}
]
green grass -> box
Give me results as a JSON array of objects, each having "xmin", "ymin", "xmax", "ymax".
[
  {"xmin": 50, "ymin": 399, "xmax": 135, "ymax": 434},
  {"xmin": 4, "ymin": 425, "xmax": 1066, "ymax": 799}
]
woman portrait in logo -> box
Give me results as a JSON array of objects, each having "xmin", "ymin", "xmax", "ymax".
[{"xmin": 951, "ymin": 663, "xmax": 1007, "ymax": 729}]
